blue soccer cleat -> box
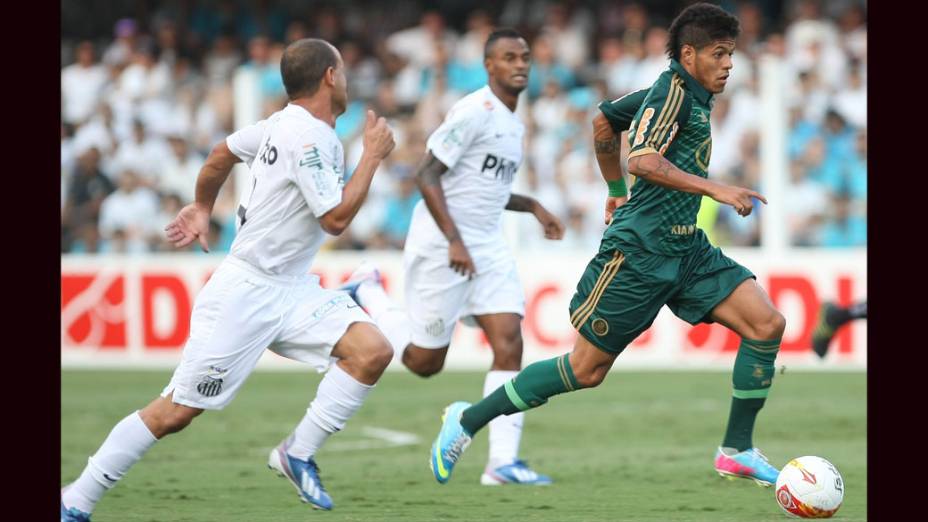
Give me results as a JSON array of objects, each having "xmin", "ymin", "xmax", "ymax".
[
  {"xmin": 61, "ymin": 495, "xmax": 91, "ymax": 522},
  {"xmin": 714, "ymin": 446, "xmax": 780, "ymax": 487},
  {"xmin": 480, "ymin": 459, "xmax": 553, "ymax": 485},
  {"xmin": 430, "ymin": 401, "xmax": 473, "ymax": 484},
  {"xmin": 338, "ymin": 262, "xmax": 383, "ymax": 305},
  {"xmin": 268, "ymin": 437, "xmax": 333, "ymax": 510}
]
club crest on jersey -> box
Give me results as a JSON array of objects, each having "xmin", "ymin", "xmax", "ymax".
[
  {"xmin": 197, "ymin": 366, "xmax": 227, "ymax": 397},
  {"xmin": 481, "ymin": 154, "xmax": 517, "ymax": 183}
]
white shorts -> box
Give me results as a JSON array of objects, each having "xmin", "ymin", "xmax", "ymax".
[
  {"xmin": 404, "ymin": 251, "xmax": 525, "ymax": 349},
  {"xmin": 161, "ymin": 256, "xmax": 372, "ymax": 410}
]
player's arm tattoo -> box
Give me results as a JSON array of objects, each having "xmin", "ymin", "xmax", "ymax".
[
  {"xmin": 628, "ymin": 154, "xmax": 674, "ymax": 180},
  {"xmin": 627, "ymin": 153, "xmax": 715, "ymax": 196},
  {"xmin": 505, "ymin": 194, "xmax": 538, "ymax": 213},
  {"xmin": 594, "ymin": 136, "xmax": 618, "ymax": 154}
]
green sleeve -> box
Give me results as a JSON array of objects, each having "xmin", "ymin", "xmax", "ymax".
[
  {"xmin": 628, "ymin": 73, "xmax": 692, "ymax": 159},
  {"xmin": 597, "ymin": 89, "xmax": 649, "ymax": 134}
]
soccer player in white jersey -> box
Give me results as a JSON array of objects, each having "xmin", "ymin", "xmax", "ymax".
[
  {"xmin": 343, "ymin": 28, "xmax": 565, "ymax": 485},
  {"xmin": 61, "ymin": 39, "xmax": 395, "ymax": 520}
]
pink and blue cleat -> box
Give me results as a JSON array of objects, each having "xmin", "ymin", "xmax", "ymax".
[
  {"xmin": 714, "ymin": 447, "xmax": 780, "ymax": 487},
  {"xmin": 338, "ymin": 262, "xmax": 383, "ymax": 304}
]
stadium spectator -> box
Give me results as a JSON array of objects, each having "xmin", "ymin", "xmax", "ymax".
[
  {"xmin": 62, "ymin": 147, "xmax": 115, "ymax": 253},
  {"xmin": 98, "ymin": 169, "xmax": 160, "ymax": 253},
  {"xmin": 62, "ymin": 41, "xmax": 109, "ymax": 126},
  {"xmin": 59, "ymin": 1, "xmax": 867, "ymax": 254},
  {"xmin": 160, "ymin": 131, "xmax": 205, "ymax": 204}
]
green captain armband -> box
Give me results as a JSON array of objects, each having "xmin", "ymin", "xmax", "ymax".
[{"xmin": 607, "ymin": 179, "xmax": 627, "ymax": 198}]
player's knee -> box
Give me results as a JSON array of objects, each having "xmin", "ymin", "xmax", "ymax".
[
  {"xmin": 491, "ymin": 337, "xmax": 523, "ymax": 370},
  {"xmin": 366, "ymin": 340, "xmax": 394, "ymax": 373},
  {"xmin": 757, "ymin": 310, "xmax": 786, "ymax": 341},
  {"xmin": 144, "ymin": 402, "xmax": 203, "ymax": 438}
]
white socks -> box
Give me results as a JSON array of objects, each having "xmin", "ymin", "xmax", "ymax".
[
  {"xmin": 484, "ymin": 370, "xmax": 524, "ymax": 469},
  {"xmin": 356, "ymin": 280, "xmax": 410, "ymax": 352},
  {"xmin": 287, "ymin": 363, "xmax": 374, "ymax": 460},
  {"xmin": 62, "ymin": 411, "xmax": 158, "ymax": 513}
]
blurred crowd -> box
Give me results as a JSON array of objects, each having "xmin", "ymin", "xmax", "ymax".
[{"xmin": 61, "ymin": 0, "xmax": 867, "ymax": 254}]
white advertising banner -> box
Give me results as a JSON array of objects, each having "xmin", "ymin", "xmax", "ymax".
[{"xmin": 61, "ymin": 249, "xmax": 866, "ymax": 370}]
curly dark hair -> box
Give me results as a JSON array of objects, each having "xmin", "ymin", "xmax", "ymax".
[{"xmin": 666, "ymin": 3, "xmax": 741, "ymax": 61}]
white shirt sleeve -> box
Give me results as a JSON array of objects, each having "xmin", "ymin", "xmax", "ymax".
[
  {"xmin": 291, "ymin": 130, "xmax": 344, "ymax": 217},
  {"xmin": 226, "ymin": 120, "xmax": 268, "ymax": 167},
  {"xmin": 426, "ymin": 102, "xmax": 485, "ymax": 170}
]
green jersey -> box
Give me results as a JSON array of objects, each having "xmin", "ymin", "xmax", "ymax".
[{"xmin": 598, "ymin": 59, "xmax": 715, "ymax": 257}]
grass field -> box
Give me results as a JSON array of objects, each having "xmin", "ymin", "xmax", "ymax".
[{"xmin": 62, "ymin": 369, "xmax": 866, "ymax": 521}]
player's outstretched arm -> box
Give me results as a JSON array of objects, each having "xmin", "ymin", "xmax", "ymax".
[
  {"xmin": 165, "ymin": 140, "xmax": 241, "ymax": 252},
  {"xmin": 318, "ymin": 110, "xmax": 395, "ymax": 235},
  {"xmin": 627, "ymin": 152, "xmax": 767, "ymax": 217},
  {"xmin": 415, "ymin": 151, "xmax": 475, "ymax": 277},
  {"xmin": 506, "ymin": 194, "xmax": 564, "ymax": 240},
  {"xmin": 592, "ymin": 112, "xmax": 629, "ymax": 225}
]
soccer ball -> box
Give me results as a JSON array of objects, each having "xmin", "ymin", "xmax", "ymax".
[{"xmin": 775, "ymin": 456, "xmax": 844, "ymax": 518}]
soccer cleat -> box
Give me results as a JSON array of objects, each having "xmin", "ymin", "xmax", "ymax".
[
  {"xmin": 714, "ymin": 447, "xmax": 780, "ymax": 487},
  {"xmin": 480, "ymin": 459, "xmax": 553, "ymax": 485},
  {"xmin": 267, "ymin": 437, "xmax": 333, "ymax": 510},
  {"xmin": 61, "ymin": 496, "xmax": 91, "ymax": 522},
  {"xmin": 811, "ymin": 302, "xmax": 841, "ymax": 358},
  {"xmin": 338, "ymin": 262, "xmax": 383, "ymax": 305},
  {"xmin": 430, "ymin": 401, "xmax": 473, "ymax": 484}
]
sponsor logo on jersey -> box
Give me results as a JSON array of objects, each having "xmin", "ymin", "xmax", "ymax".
[
  {"xmin": 311, "ymin": 295, "xmax": 354, "ymax": 321},
  {"xmin": 300, "ymin": 145, "xmax": 323, "ymax": 169},
  {"xmin": 670, "ymin": 224, "xmax": 696, "ymax": 235},
  {"xmin": 480, "ymin": 154, "xmax": 518, "ymax": 183}
]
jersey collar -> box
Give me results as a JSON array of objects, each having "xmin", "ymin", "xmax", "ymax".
[
  {"xmin": 483, "ymin": 85, "xmax": 517, "ymax": 115},
  {"xmin": 669, "ymin": 59, "xmax": 713, "ymax": 107}
]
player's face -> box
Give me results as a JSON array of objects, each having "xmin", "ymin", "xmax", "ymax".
[
  {"xmin": 486, "ymin": 37, "xmax": 531, "ymax": 95},
  {"xmin": 692, "ymin": 40, "xmax": 735, "ymax": 94}
]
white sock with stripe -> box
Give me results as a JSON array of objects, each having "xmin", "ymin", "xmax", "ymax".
[
  {"xmin": 287, "ymin": 363, "xmax": 374, "ymax": 460},
  {"xmin": 62, "ymin": 411, "xmax": 158, "ymax": 513},
  {"xmin": 484, "ymin": 370, "xmax": 524, "ymax": 469}
]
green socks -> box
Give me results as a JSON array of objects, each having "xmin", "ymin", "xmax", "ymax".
[
  {"xmin": 722, "ymin": 338, "xmax": 780, "ymax": 451},
  {"xmin": 460, "ymin": 354, "xmax": 580, "ymax": 435}
]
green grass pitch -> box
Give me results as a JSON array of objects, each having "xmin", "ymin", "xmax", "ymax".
[{"xmin": 62, "ymin": 369, "xmax": 866, "ymax": 521}]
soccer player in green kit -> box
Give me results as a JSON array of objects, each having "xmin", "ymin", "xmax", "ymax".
[{"xmin": 430, "ymin": 3, "xmax": 784, "ymax": 487}]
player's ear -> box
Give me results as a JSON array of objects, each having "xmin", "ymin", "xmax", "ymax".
[
  {"xmin": 324, "ymin": 66, "xmax": 336, "ymax": 87},
  {"xmin": 681, "ymin": 44, "xmax": 695, "ymax": 66}
]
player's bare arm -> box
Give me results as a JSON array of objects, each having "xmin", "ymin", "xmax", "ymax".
[
  {"xmin": 318, "ymin": 110, "xmax": 395, "ymax": 235},
  {"xmin": 593, "ymin": 112, "xmax": 629, "ymax": 224},
  {"xmin": 415, "ymin": 151, "xmax": 476, "ymax": 277},
  {"xmin": 505, "ymin": 194, "xmax": 564, "ymax": 240},
  {"xmin": 628, "ymin": 152, "xmax": 766, "ymax": 216},
  {"xmin": 165, "ymin": 140, "xmax": 241, "ymax": 252}
]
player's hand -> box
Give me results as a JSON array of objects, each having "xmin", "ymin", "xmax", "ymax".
[
  {"xmin": 362, "ymin": 110, "xmax": 395, "ymax": 160},
  {"xmin": 535, "ymin": 208, "xmax": 565, "ymax": 240},
  {"xmin": 708, "ymin": 184, "xmax": 767, "ymax": 217},
  {"xmin": 604, "ymin": 196, "xmax": 628, "ymax": 225},
  {"xmin": 165, "ymin": 203, "xmax": 211, "ymax": 252},
  {"xmin": 448, "ymin": 238, "xmax": 476, "ymax": 279}
]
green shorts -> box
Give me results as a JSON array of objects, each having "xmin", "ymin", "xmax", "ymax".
[{"xmin": 568, "ymin": 231, "xmax": 754, "ymax": 355}]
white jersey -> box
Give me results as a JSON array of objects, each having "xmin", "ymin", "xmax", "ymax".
[
  {"xmin": 406, "ymin": 85, "xmax": 524, "ymax": 261},
  {"xmin": 226, "ymin": 104, "xmax": 344, "ymax": 277}
]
